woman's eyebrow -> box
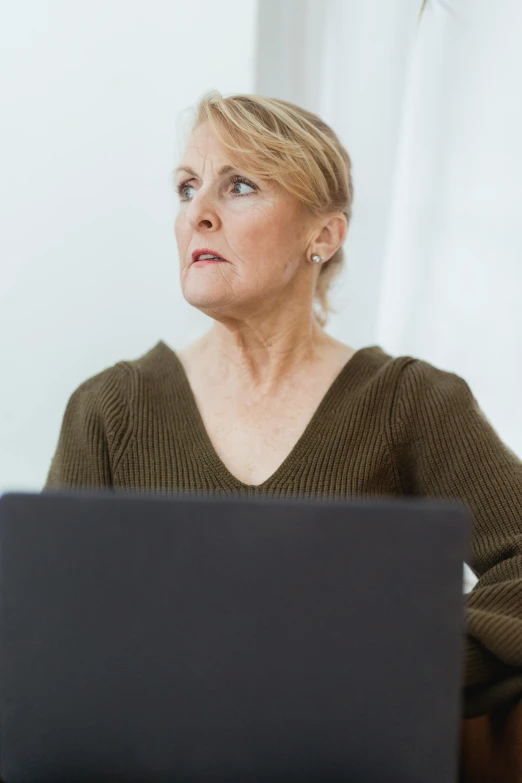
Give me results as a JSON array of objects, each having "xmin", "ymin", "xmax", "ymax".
[{"xmin": 174, "ymin": 164, "xmax": 236, "ymax": 179}]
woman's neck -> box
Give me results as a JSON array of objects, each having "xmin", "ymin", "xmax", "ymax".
[{"xmin": 183, "ymin": 314, "xmax": 341, "ymax": 394}]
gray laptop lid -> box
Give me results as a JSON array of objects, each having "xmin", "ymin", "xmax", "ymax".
[{"xmin": 0, "ymin": 490, "xmax": 470, "ymax": 783}]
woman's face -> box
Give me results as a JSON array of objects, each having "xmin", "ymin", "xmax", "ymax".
[{"xmin": 174, "ymin": 121, "xmax": 319, "ymax": 319}]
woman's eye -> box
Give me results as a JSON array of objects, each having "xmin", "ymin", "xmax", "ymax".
[
  {"xmin": 231, "ymin": 179, "xmax": 256, "ymax": 196},
  {"xmin": 177, "ymin": 176, "xmax": 257, "ymax": 201},
  {"xmin": 178, "ymin": 184, "xmax": 194, "ymax": 200}
]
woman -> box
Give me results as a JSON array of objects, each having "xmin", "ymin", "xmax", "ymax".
[{"xmin": 44, "ymin": 90, "xmax": 522, "ymax": 726}]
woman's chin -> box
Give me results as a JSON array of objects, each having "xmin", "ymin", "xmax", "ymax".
[{"xmin": 181, "ymin": 282, "xmax": 236, "ymax": 314}]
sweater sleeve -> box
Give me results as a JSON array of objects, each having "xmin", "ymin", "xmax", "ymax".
[
  {"xmin": 391, "ymin": 358, "xmax": 522, "ymax": 719},
  {"xmin": 42, "ymin": 362, "xmax": 133, "ymax": 493}
]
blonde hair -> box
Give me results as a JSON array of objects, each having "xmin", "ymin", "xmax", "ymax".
[{"xmin": 183, "ymin": 90, "xmax": 354, "ymax": 327}]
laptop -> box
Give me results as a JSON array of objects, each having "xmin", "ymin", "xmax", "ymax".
[{"xmin": 0, "ymin": 489, "xmax": 470, "ymax": 783}]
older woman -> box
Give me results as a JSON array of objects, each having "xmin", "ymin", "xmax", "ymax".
[{"xmin": 44, "ymin": 91, "xmax": 522, "ymax": 727}]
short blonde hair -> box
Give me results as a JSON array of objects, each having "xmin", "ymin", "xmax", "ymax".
[{"xmin": 184, "ymin": 90, "xmax": 354, "ymax": 327}]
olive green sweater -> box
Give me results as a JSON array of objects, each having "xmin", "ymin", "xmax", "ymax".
[{"xmin": 43, "ymin": 339, "xmax": 522, "ymax": 719}]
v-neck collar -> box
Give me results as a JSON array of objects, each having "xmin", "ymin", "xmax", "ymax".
[{"xmin": 156, "ymin": 339, "xmax": 381, "ymax": 492}]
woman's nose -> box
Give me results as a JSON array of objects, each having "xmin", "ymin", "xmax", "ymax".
[{"xmin": 187, "ymin": 194, "xmax": 220, "ymax": 230}]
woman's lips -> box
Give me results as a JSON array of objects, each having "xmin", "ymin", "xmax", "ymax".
[{"xmin": 192, "ymin": 259, "xmax": 226, "ymax": 267}]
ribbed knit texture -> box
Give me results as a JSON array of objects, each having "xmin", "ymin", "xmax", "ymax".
[{"xmin": 43, "ymin": 339, "xmax": 522, "ymax": 719}]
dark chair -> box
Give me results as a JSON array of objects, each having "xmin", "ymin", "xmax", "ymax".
[{"xmin": 460, "ymin": 698, "xmax": 522, "ymax": 782}]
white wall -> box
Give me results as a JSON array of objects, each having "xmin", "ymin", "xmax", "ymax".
[{"xmin": 0, "ymin": 0, "xmax": 258, "ymax": 493}]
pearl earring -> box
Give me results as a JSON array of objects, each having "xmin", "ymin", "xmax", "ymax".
[{"xmin": 311, "ymin": 254, "xmax": 322, "ymax": 264}]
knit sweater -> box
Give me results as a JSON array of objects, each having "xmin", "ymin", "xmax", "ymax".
[{"xmin": 43, "ymin": 339, "xmax": 522, "ymax": 719}]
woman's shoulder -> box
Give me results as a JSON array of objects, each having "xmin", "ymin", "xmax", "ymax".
[
  {"xmin": 69, "ymin": 354, "xmax": 135, "ymax": 403},
  {"xmin": 61, "ymin": 340, "xmax": 173, "ymax": 416},
  {"xmin": 351, "ymin": 346, "xmax": 481, "ymax": 427},
  {"xmin": 389, "ymin": 350, "xmax": 476, "ymax": 408},
  {"xmin": 84, "ymin": 340, "xmax": 176, "ymax": 384},
  {"xmin": 363, "ymin": 344, "xmax": 471, "ymax": 389}
]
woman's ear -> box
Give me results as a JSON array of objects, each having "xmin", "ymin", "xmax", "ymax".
[{"xmin": 313, "ymin": 213, "xmax": 347, "ymax": 261}]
